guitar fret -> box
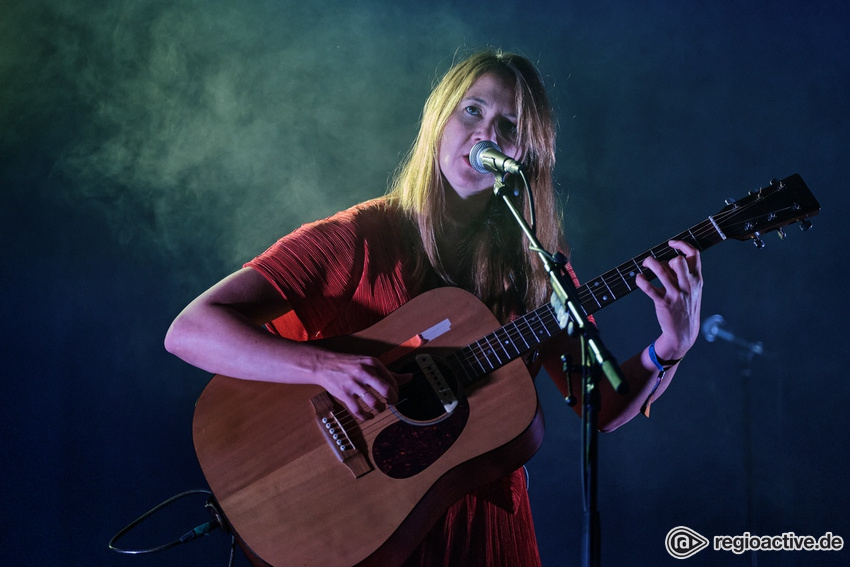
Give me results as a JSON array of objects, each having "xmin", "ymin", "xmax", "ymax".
[
  {"xmin": 483, "ymin": 334, "xmax": 504, "ymax": 366},
  {"xmin": 615, "ymin": 265, "xmax": 635, "ymax": 292},
  {"xmin": 515, "ymin": 314, "xmax": 538, "ymax": 350},
  {"xmin": 494, "ymin": 327, "xmax": 522, "ymax": 359},
  {"xmin": 521, "ymin": 312, "xmax": 540, "ymax": 343},
  {"xmin": 532, "ymin": 309, "xmax": 554, "ymax": 340},
  {"xmin": 585, "ymin": 282, "xmax": 603, "ymax": 309},
  {"xmin": 595, "ymin": 280, "xmax": 609, "ymax": 304},
  {"xmin": 474, "ymin": 338, "xmax": 498, "ymax": 370},
  {"xmin": 650, "ymin": 245, "xmax": 668, "ymax": 261},
  {"xmin": 685, "ymin": 227, "xmax": 702, "ymax": 248},
  {"xmin": 535, "ymin": 305, "xmax": 561, "ymax": 343},
  {"xmin": 492, "ymin": 329, "xmax": 511, "ymax": 360},
  {"xmin": 470, "ymin": 349, "xmax": 485, "ymax": 375},
  {"xmin": 506, "ymin": 320, "xmax": 531, "ymax": 351},
  {"xmin": 462, "ymin": 344, "xmax": 488, "ymax": 376},
  {"xmin": 600, "ymin": 275, "xmax": 617, "ymax": 302}
]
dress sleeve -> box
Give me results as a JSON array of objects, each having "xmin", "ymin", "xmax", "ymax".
[{"xmin": 245, "ymin": 209, "xmax": 363, "ymax": 339}]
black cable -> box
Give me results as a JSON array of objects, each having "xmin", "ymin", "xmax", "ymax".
[
  {"xmin": 519, "ymin": 170, "xmax": 536, "ymax": 235},
  {"xmin": 109, "ymin": 489, "xmax": 223, "ymax": 555}
]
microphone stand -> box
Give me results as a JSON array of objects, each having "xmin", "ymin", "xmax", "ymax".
[
  {"xmin": 703, "ymin": 319, "xmax": 764, "ymax": 567},
  {"xmin": 492, "ymin": 173, "xmax": 628, "ymax": 567},
  {"xmin": 737, "ymin": 347, "xmax": 758, "ymax": 567}
]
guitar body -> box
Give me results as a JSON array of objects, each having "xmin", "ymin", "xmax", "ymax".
[{"xmin": 193, "ymin": 287, "xmax": 545, "ymax": 567}]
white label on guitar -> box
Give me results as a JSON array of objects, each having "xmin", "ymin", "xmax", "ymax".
[{"xmin": 421, "ymin": 318, "xmax": 451, "ymax": 341}]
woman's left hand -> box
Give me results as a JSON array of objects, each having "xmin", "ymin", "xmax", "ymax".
[{"xmin": 635, "ymin": 239, "xmax": 703, "ymax": 361}]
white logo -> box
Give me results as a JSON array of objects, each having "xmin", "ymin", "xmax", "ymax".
[{"xmin": 666, "ymin": 526, "xmax": 710, "ymax": 559}]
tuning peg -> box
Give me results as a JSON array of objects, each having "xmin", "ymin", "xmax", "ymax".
[
  {"xmin": 752, "ymin": 233, "xmax": 766, "ymax": 248},
  {"xmin": 776, "ymin": 228, "xmax": 787, "ymax": 240},
  {"xmin": 799, "ymin": 220, "xmax": 813, "ymax": 231},
  {"xmin": 725, "ymin": 197, "xmax": 736, "ymax": 206}
]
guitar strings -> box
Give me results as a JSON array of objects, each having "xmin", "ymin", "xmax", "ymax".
[
  {"xmin": 329, "ymin": 385, "xmax": 456, "ymax": 440},
  {"xmin": 570, "ymin": 198, "xmax": 782, "ymax": 310}
]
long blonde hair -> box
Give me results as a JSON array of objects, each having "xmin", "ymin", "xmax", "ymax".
[{"xmin": 388, "ymin": 50, "xmax": 561, "ymax": 321}]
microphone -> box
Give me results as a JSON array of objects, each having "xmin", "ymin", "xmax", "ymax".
[
  {"xmin": 469, "ymin": 140, "xmax": 525, "ymax": 175},
  {"xmin": 701, "ymin": 314, "xmax": 764, "ymax": 355}
]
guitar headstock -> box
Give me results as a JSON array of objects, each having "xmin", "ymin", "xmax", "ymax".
[{"xmin": 713, "ymin": 174, "xmax": 820, "ymax": 246}]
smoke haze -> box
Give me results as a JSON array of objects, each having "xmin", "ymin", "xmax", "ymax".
[{"xmin": 3, "ymin": 0, "xmax": 475, "ymax": 266}]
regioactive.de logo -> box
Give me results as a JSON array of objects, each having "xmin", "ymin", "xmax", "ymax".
[
  {"xmin": 665, "ymin": 526, "xmax": 843, "ymax": 559},
  {"xmin": 666, "ymin": 526, "xmax": 710, "ymax": 559}
]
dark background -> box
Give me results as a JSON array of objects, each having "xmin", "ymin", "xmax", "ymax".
[{"xmin": 3, "ymin": 1, "xmax": 848, "ymax": 565}]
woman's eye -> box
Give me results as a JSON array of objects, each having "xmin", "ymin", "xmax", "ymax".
[
  {"xmin": 465, "ymin": 105, "xmax": 481, "ymax": 116},
  {"xmin": 500, "ymin": 119, "xmax": 518, "ymax": 138}
]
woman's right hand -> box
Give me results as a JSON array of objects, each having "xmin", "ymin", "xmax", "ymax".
[{"xmin": 310, "ymin": 350, "xmax": 404, "ymax": 421}]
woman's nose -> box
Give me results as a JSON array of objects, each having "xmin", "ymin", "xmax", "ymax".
[{"xmin": 473, "ymin": 119, "xmax": 499, "ymax": 143}]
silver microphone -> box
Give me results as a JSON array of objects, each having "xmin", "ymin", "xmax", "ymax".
[{"xmin": 469, "ymin": 141, "xmax": 524, "ymax": 175}]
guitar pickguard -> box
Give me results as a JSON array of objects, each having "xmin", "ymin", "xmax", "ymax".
[
  {"xmin": 372, "ymin": 397, "xmax": 469, "ymax": 479},
  {"xmin": 372, "ymin": 354, "xmax": 469, "ymax": 479}
]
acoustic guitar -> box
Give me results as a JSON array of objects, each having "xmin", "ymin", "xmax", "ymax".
[{"xmin": 192, "ymin": 175, "xmax": 819, "ymax": 566}]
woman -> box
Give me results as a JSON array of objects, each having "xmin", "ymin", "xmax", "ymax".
[{"xmin": 165, "ymin": 49, "xmax": 702, "ymax": 566}]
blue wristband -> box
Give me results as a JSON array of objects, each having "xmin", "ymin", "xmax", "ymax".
[
  {"xmin": 649, "ymin": 341, "xmax": 681, "ymax": 371},
  {"xmin": 642, "ymin": 342, "xmax": 682, "ymax": 417}
]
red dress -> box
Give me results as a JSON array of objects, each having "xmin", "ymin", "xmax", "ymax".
[{"xmin": 246, "ymin": 198, "xmax": 542, "ymax": 567}]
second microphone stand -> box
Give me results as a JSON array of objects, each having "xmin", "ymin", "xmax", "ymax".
[{"xmin": 492, "ymin": 173, "xmax": 628, "ymax": 567}]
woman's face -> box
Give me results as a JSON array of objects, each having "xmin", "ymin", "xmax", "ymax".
[{"xmin": 438, "ymin": 72, "xmax": 520, "ymax": 202}]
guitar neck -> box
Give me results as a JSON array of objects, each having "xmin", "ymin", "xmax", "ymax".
[
  {"xmin": 452, "ymin": 173, "xmax": 820, "ymax": 387},
  {"xmin": 452, "ymin": 219, "xmax": 724, "ymax": 386}
]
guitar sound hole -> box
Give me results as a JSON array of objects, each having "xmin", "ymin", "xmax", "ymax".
[
  {"xmin": 393, "ymin": 358, "xmax": 459, "ymax": 423},
  {"xmin": 373, "ymin": 356, "xmax": 470, "ymax": 479}
]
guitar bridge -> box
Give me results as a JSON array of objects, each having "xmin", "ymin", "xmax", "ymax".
[{"xmin": 311, "ymin": 391, "xmax": 372, "ymax": 478}]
